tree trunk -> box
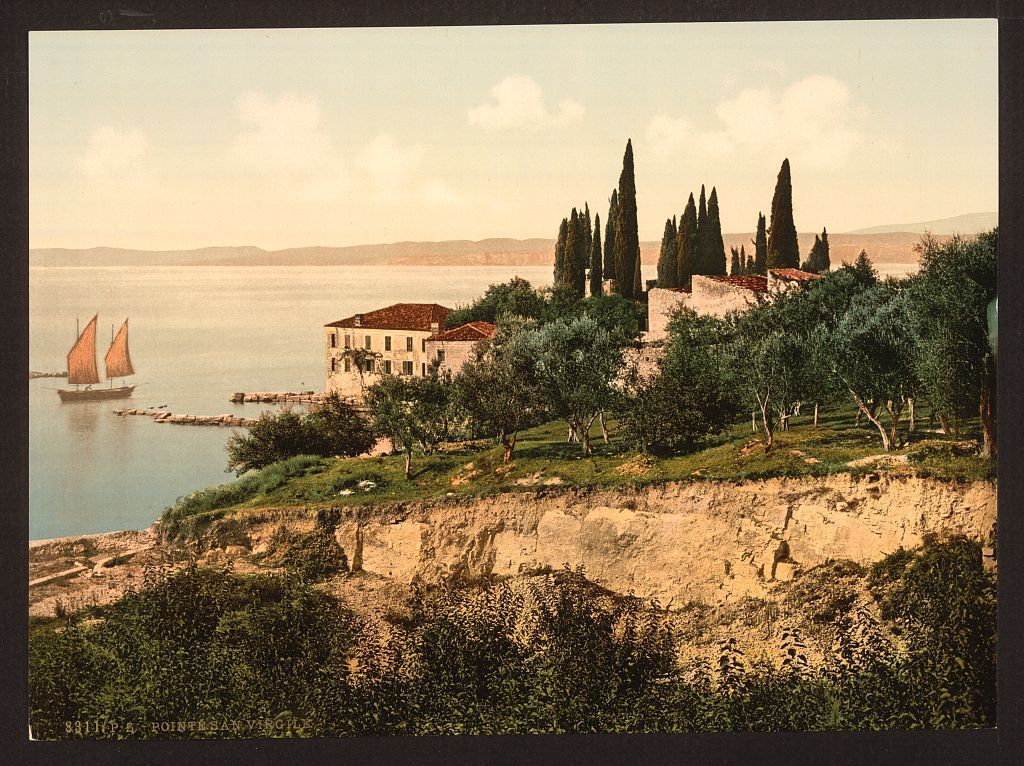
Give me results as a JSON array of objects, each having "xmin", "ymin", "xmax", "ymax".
[
  {"xmin": 599, "ymin": 411, "xmax": 610, "ymax": 443},
  {"xmin": 759, "ymin": 398, "xmax": 775, "ymax": 450},
  {"xmin": 582, "ymin": 414, "xmax": 599, "ymax": 455},
  {"xmin": 813, "ymin": 402, "xmax": 819, "ymax": 428},
  {"xmin": 752, "ymin": 411, "xmax": 757, "ymax": 433},
  {"xmin": 908, "ymin": 398, "xmax": 916, "ymax": 432},
  {"xmin": 883, "ymin": 399, "xmax": 904, "ymax": 450},
  {"xmin": 502, "ymin": 432, "xmax": 517, "ymax": 463},
  {"xmin": 938, "ymin": 413, "xmax": 952, "ymax": 437},
  {"xmin": 851, "ymin": 390, "xmax": 891, "ymax": 451},
  {"xmin": 404, "ymin": 448, "xmax": 412, "ymax": 478},
  {"xmin": 980, "ymin": 352, "xmax": 996, "ymax": 459}
]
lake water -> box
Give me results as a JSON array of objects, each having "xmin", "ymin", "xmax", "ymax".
[{"xmin": 29, "ymin": 264, "xmax": 554, "ymax": 540}]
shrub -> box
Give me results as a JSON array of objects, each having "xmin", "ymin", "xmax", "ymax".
[{"xmin": 226, "ymin": 396, "xmax": 374, "ymax": 474}]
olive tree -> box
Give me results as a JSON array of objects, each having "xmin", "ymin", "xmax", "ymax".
[
  {"xmin": 528, "ymin": 315, "xmax": 624, "ymax": 455},
  {"xmin": 456, "ymin": 317, "xmax": 546, "ymax": 463}
]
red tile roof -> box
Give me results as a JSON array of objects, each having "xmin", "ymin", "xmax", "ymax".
[
  {"xmin": 701, "ymin": 275, "xmax": 769, "ymax": 293},
  {"xmin": 428, "ymin": 321, "xmax": 496, "ymax": 342},
  {"xmin": 769, "ymin": 268, "xmax": 823, "ymax": 281},
  {"xmin": 326, "ymin": 303, "xmax": 450, "ymax": 331}
]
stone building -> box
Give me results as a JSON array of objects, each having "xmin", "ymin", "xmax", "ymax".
[
  {"xmin": 324, "ymin": 303, "xmax": 450, "ymax": 400},
  {"xmin": 424, "ymin": 321, "xmax": 496, "ymax": 376},
  {"xmin": 646, "ymin": 268, "xmax": 821, "ymax": 342}
]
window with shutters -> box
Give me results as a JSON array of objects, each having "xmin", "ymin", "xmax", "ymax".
[
  {"xmin": 385, "ymin": 336, "xmax": 392, "ymax": 351},
  {"xmin": 364, "ymin": 335, "xmax": 372, "ymax": 349},
  {"xmin": 384, "ymin": 359, "xmax": 392, "ymax": 375},
  {"xmin": 344, "ymin": 334, "xmax": 351, "ymax": 348},
  {"xmin": 402, "ymin": 360, "xmax": 413, "ymax": 375},
  {"xmin": 344, "ymin": 358, "xmax": 351, "ymax": 372},
  {"xmin": 330, "ymin": 333, "xmax": 337, "ymax": 348},
  {"xmin": 406, "ymin": 336, "xmax": 413, "ymax": 351}
]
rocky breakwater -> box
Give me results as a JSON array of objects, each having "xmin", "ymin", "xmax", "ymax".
[
  {"xmin": 113, "ymin": 408, "xmax": 257, "ymax": 427},
  {"xmin": 229, "ymin": 391, "xmax": 327, "ymax": 404},
  {"xmin": 316, "ymin": 474, "xmax": 995, "ymax": 607}
]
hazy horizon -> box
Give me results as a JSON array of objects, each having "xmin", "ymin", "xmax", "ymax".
[{"xmin": 30, "ymin": 21, "xmax": 997, "ymax": 250}]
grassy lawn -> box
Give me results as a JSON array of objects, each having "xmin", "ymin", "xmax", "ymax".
[{"xmin": 160, "ymin": 405, "xmax": 994, "ymax": 540}]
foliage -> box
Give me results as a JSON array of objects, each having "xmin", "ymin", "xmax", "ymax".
[
  {"xmin": 589, "ymin": 213, "xmax": 603, "ymax": 297},
  {"xmin": 693, "ymin": 185, "xmax": 710, "ymax": 275},
  {"xmin": 752, "ymin": 211, "xmax": 768, "ymax": 275},
  {"xmin": 801, "ymin": 227, "xmax": 831, "ymax": 273},
  {"xmin": 365, "ymin": 369, "xmax": 462, "ymax": 478},
  {"xmin": 767, "ymin": 158, "xmax": 799, "ymax": 269},
  {"xmin": 617, "ymin": 309, "xmax": 741, "ymax": 453},
  {"xmin": 281, "ymin": 507, "xmax": 349, "ymax": 581},
  {"xmin": 226, "ymin": 396, "xmax": 373, "ymax": 475},
  {"xmin": 29, "ymin": 565, "xmax": 359, "ymax": 739},
  {"xmin": 445, "ymin": 276, "xmax": 547, "ymax": 328},
  {"xmin": 676, "ymin": 192, "xmax": 698, "ymax": 287},
  {"xmin": 657, "ymin": 216, "xmax": 678, "ymax": 287},
  {"xmin": 160, "ymin": 455, "xmax": 330, "ymax": 540},
  {"xmin": 908, "ymin": 229, "xmax": 997, "ymax": 457},
  {"xmin": 704, "ymin": 187, "xmax": 727, "ymax": 276},
  {"xmin": 456, "ymin": 317, "xmax": 547, "ymax": 462},
  {"xmin": 528, "ymin": 315, "xmax": 624, "ymax": 454},
  {"xmin": 613, "ymin": 140, "xmax": 639, "ymax": 299},
  {"xmin": 823, "ymin": 283, "xmax": 918, "ymax": 450},
  {"xmin": 603, "ymin": 189, "xmax": 618, "ymax": 280},
  {"xmin": 30, "ymin": 537, "xmax": 996, "ymax": 737},
  {"xmin": 553, "ymin": 216, "xmax": 568, "ymax": 287}
]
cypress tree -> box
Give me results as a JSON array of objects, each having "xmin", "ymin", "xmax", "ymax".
[
  {"xmin": 604, "ymin": 189, "xmax": 618, "ymax": 280},
  {"xmin": 801, "ymin": 235, "xmax": 821, "ymax": 273},
  {"xmin": 752, "ymin": 212, "xmax": 768, "ymax": 275},
  {"xmin": 676, "ymin": 193, "xmax": 697, "ymax": 289},
  {"xmin": 589, "ymin": 214, "xmax": 603, "ymax": 297},
  {"xmin": 633, "ymin": 246, "xmax": 642, "ymax": 297},
  {"xmin": 819, "ymin": 226, "xmax": 830, "ymax": 272},
  {"xmin": 706, "ymin": 186, "xmax": 727, "ymax": 275},
  {"xmin": 564, "ymin": 208, "xmax": 587, "ymax": 297},
  {"xmin": 739, "ymin": 244, "xmax": 748, "ymax": 275},
  {"xmin": 554, "ymin": 217, "xmax": 568, "ymax": 285},
  {"xmin": 613, "ymin": 139, "xmax": 639, "ymax": 299},
  {"xmin": 694, "ymin": 185, "xmax": 709, "ymax": 274},
  {"xmin": 582, "ymin": 203, "xmax": 593, "ymax": 262},
  {"xmin": 767, "ymin": 158, "xmax": 799, "ymax": 269},
  {"xmin": 729, "ymin": 247, "xmax": 741, "ymax": 276},
  {"xmin": 745, "ymin": 247, "xmax": 754, "ymax": 276},
  {"xmin": 657, "ymin": 217, "xmax": 678, "ymax": 287}
]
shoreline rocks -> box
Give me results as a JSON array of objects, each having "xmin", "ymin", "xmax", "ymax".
[
  {"xmin": 113, "ymin": 408, "xmax": 257, "ymax": 427},
  {"xmin": 229, "ymin": 391, "xmax": 326, "ymax": 404}
]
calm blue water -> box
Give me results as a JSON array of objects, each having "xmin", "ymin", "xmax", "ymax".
[{"xmin": 29, "ymin": 264, "xmax": 553, "ymax": 539}]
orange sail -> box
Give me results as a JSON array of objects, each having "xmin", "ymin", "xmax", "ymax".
[
  {"xmin": 104, "ymin": 319, "xmax": 134, "ymax": 379},
  {"xmin": 67, "ymin": 315, "xmax": 101, "ymax": 385}
]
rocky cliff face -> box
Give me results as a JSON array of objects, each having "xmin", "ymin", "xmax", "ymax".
[{"xmin": 326, "ymin": 475, "xmax": 995, "ymax": 607}]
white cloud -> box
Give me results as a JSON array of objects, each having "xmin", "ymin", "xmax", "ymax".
[
  {"xmin": 79, "ymin": 126, "xmax": 149, "ymax": 182},
  {"xmin": 232, "ymin": 91, "xmax": 333, "ymax": 173},
  {"xmin": 468, "ymin": 75, "xmax": 584, "ymax": 130},
  {"xmin": 355, "ymin": 133, "xmax": 423, "ymax": 203},
  {"xmin": 418, "ymin": 178, "xmax": 466, "ymax": 209},
  {"xmin": 646, "ymin": 75, "xmax": 865, "ymax": 170}
]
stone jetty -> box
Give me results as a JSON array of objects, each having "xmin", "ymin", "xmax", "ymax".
[
  {"xmin": 113, "ymin": 408, "xmax": 258, "ymax": 427},
  {"xmin": 29, "ymin": 370, "xmax": 68, "ymax": 379},
  {"xmin": 229, "ymin": 390, "xmax": 326, "ymax": 404}
]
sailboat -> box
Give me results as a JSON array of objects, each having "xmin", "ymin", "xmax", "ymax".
[{"xmin": 57, "ymin": 315, "xmax": 136, "ymax": 401}]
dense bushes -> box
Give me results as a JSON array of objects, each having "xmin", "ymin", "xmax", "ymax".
[
  {"xmin": 29, "ymin": 536, "xmax": 995, "ymax": 737},
  {"xmin": 226, "ymin": 394, "xmax": 375, "ymax": 474}
]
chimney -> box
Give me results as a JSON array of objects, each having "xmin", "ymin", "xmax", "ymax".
[
  {"xmin": 353, "ymin": 314, "xmax": 362, "ymax": 327},
  {"xmin": 430, "ymin": 321, "xmax": 439, "ymax": 334}
]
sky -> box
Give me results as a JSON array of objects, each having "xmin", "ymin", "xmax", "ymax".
[{"xmin": 29, "ymin": 20, "xmax": 997, "ymax": 250}]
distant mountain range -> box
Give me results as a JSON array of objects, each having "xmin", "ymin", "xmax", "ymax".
[
  {"xmin": 32, "ymin": 213, "xmax": 994, "ymax": 268},
  {"xmin": 846, "ymin": 212, "xmax": 997, "ymax": 236}
]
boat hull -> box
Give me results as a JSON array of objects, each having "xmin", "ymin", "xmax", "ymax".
[{"xmin": 57, "ymin": 385, "xmax": 135, "ymax": 402}]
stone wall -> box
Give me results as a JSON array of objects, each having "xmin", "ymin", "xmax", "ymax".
[{"xmin": 646, "ymin": 288, "xmax": 690, "ymax": 342}]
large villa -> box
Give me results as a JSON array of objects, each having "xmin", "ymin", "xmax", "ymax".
[{"xmin": 324, "ymin": 303, "xmax": 495, "ymax": 399}]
